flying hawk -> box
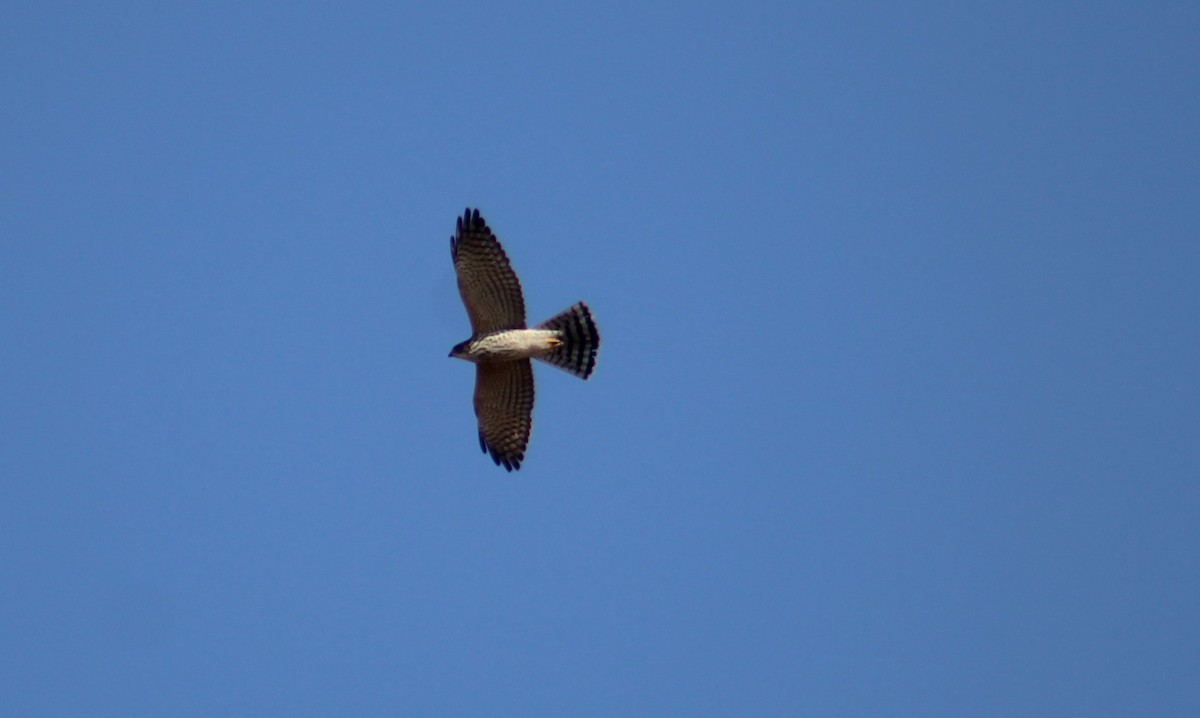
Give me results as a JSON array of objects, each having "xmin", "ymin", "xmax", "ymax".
[{"xmin": 449, "ymin": 208, "xmax": 600, "ymax": 471}]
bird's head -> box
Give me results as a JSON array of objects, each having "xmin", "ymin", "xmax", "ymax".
[{"xmin": 448, "ymin": 339, "xmax": 471, "ymax": 360}]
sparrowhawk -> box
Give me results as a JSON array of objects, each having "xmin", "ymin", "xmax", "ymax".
[{"xmin": 448, "ymin": 208, "xmax": 600, "ymax": 471}]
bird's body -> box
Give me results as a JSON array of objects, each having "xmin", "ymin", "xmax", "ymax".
[
  {"xmin": 448, "ymin": 208, "xmax": 599, "ymax": 471},
  {"xmin": 451, "ymin": 329, "xmax": 563, "ymax": 363}
]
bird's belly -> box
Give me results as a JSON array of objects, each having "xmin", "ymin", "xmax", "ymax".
[{"xmin": 469, "ymin": 329, "xmax": 560, "ymax": 361}]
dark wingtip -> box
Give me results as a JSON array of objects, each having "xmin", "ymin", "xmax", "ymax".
[
  {"xmin": 463, "ymin": 207, "xmax": 489, "ymax": 232},
  {"xmin": 457, "ymin": 207, "xmax": 477, "ymax": 235},
  {"xmin": 479, "ymin": 432, "xmax": 524, "ymax": 471}
]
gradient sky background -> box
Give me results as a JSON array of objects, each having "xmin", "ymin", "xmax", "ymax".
[{"xmin": 2, "ymin": 2, "xmax": 1198, "ymax": 716}]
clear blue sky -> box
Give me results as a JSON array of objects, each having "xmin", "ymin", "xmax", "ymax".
[{"xmin": 2, "ymin": 2, "xmax": 1198, "ymax": 715}]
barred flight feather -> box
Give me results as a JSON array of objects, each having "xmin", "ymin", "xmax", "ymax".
[{"xmin": 536, "ymin": 302, "xmax": 600, "ymax": 379}]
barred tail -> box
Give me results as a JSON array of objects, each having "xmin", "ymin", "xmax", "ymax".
[{"xmin": 536, "ymin": 302, "xmax": 600, "ymax": 379}]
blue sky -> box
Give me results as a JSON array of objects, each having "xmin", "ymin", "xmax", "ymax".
[{"xmin": 2, "ymin": 2, "xmax": 1198, "ymax": 715}]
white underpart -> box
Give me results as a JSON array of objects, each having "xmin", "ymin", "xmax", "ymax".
[{"xmin": 466, "ymin": 329, "xmax": 561, "ymax": 362}]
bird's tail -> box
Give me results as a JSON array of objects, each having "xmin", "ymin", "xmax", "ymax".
[{"xmin": 536, "ymin": 302, "xmax": 600, "ymax": 379}]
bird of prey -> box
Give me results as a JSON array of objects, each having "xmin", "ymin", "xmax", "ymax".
[{"xmin": 449, "ymin": 208, "xmax": 600, "ymax": 471}]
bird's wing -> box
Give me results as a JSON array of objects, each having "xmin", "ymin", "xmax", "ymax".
[
  {"xmin": 451, "ymin": 208, "xmax": 527, "ymax": 333},
  {"xmin": 473, "ymin": 360, "xmax": 534, "ymax": 471}
]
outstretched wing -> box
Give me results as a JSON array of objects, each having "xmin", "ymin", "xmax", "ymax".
[
  {"xmin": 451, "ymin": 208, "xmax": 526, "ymax": 333},
  {"xmin": 473, "ymin": 360, "xmax": 534, "ymax": 472}
]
